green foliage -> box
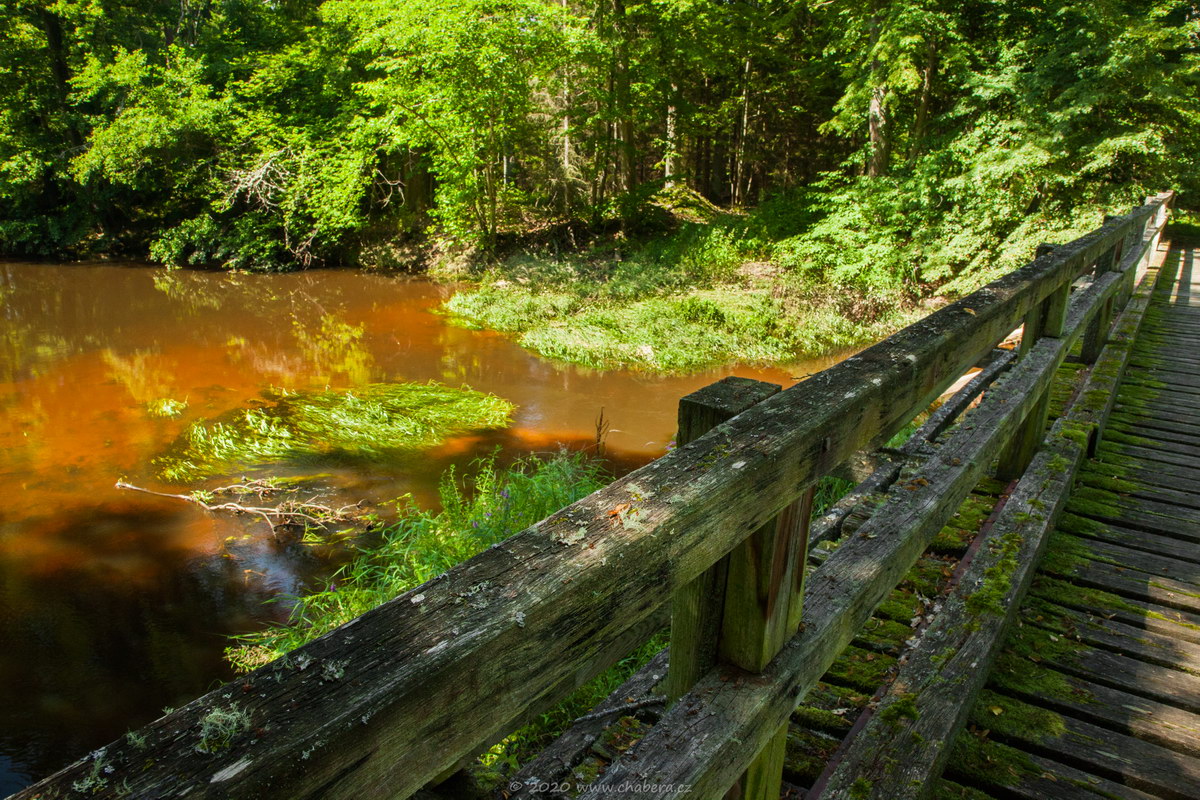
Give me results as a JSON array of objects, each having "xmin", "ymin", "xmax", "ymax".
[
  {"xmin": 158, "ymin": 382, "xmax": 514, "ymax": 482},
  {"xmin": 1, "ymin": 0, "xmax": 1197, "ymax": 290},
  {"xmin": 224, "ymin": 452, "xmax": 605, "ymax": 670}
]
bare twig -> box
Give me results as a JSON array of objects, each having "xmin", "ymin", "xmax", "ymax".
[{"xmin": 115, "ymin": 481, "xmax": 367, "ymax": 538}]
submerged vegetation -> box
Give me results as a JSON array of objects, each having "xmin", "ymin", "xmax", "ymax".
[{"xmin": 157, "ymin": 382, "xmax": 513, "ymax": 482}]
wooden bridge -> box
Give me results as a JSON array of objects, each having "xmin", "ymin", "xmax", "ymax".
[{"xmin": 8, "ymin": 192, "xmax": 1189, "ymax": 800}]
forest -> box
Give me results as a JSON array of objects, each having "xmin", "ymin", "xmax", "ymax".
[{"xmin": 2, "ymin": 0, "xmax": 1197, "ymax": 294}]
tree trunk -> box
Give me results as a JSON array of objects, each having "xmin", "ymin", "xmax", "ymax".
[
  {"xmin": 909, "ymin": 37, "xmax": 938, "ymax": 162},
  {"xmin": 868, "ymin": 83, "xmax": 890, "ymax": 177},
  {"xmin": 612, "ymin": 0, "xmax": 637, "ymax": 194},
  {"xmin": 866, "ymin": 10, "xmax": 890, "ymax": 178},
  {"xmin": 732, "ymin": 58, "xmax": 752, "ymax": 205},
  {"xmin": 36, "ymin": 7, "xmax": 82, "ymax": 148},
  {"xmin": 664, "ymin": 82, "xmax": 679, "ymax": 187}
]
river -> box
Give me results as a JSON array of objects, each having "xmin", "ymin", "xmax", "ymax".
[{"xmin": 0, "ymin": 261, "xmax": 852, "ymax": 791}]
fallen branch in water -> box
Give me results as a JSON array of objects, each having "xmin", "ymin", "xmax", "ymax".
[{"xmin": 115, "ymin": 481, "xmax": 366, "ymax": 537}]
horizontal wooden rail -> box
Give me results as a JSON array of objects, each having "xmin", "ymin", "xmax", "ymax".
[
  {"xmin": 8, "ymin": 192, "xmax": 1173, "ymax": 800},
  {"xmin": 810, "ymin": 208, "xmax": 1170, "ymax": 800},
  {"xmin": 587, "ymin": 236, "xmax": 1158, "ymax": 794}
]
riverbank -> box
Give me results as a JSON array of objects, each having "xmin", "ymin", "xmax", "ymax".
[
  {"xmin": 440, "ymin": 250, "xmax": 921, "ymax": 372},
  {"xmin": 431, "ymin": 184, "xmax": 1125, "ymax": 372},
  {"xmin": 432, "ymin": 209, "xmax": 916, "ymax": 376}
]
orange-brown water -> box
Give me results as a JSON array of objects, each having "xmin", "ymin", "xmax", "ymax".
[{"xmin": 0, "ymin": 261, "xmax": 851, "ymax": 790}]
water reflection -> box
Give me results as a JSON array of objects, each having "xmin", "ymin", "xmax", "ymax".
[{"xmin": 0, "ymin": 261, "xmax": 853, "ymax": 790}]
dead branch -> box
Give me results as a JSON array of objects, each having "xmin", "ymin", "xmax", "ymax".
[{"xmin": 115, "ymin": 481, "xmax": 367, "ymax": 538}]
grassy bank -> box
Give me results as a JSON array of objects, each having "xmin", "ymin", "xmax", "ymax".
[
  {"xmin": 225, "ymin": 453, "xmax": 604, "ymax": 671},
  {"xmin": 436, "ymin": 184, "xmax": 1120, "ymax": 373},
  {"xmin": 440, "ymin": 204, "xmax": 921, "ymax": 372}
]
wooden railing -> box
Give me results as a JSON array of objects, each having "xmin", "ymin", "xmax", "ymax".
[{"xmin": 8, "ymin": 192, "xmax": 1173, "ymax": 800}]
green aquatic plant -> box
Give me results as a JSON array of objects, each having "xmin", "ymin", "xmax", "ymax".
[
  {"xmin": 157, "ymin": 382, "xmax": 514, "ymax": 482},
  {"xmin": 145, "ymin": 397, "xmax": 189, "ymax": 418}
]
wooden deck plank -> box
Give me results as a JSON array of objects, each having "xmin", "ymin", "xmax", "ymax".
[
  {"xmin": 1021, "ymin": 596, "xmax": 1200, "ymax": 675},
  {"xmin": 1055, "ymin": 532, "xmax": 1200, "ymax": 587},
  {"xmin": 968, "ymin": 689, "xmax": 1200, "ymax": 800},
  {"xmin": 1084, "ymin": 453, "xmax": 1200, "ymax": 499},
  {"xmin": 1108, "ymin": 407, "xmax": 1200, "ymax": 438},
  {"xmin": 1124, "ymin": 372, "xmax": 1200, "ymax": 398},
  {"xmin": 1028, "ymin": 574, "xmax": 1200, "ymax": 645},
  {"xmin": 1104, "ymin": 428, "xmax": 1200, "ymax": 461},
  {"xmin": 1076, "ymin": 469, "xmax": 1200, "ymax": 518},
  {"xmin": 1097, "ymin": 440, "xmax": 1200, "ymax": 474},
  {"xmin": 990, "ymin": 655, "xmax": 1200, "ymax": 756},
  {"xmin": 1058, "ymin": 511, "xmax": 1200, "ymax": 564},
  {"xmin": 944, "ymin": 736, "xmax": 1164, "ymax": 800},
  {"xmin": 1068, "ymin": 482, "xmax": 1200, "ymax": 530},
  {"xmin": 1125, "ymin": 366, "xmax": 1200, "ymax": 391},
  {"xmin": 1109, "ymin": 417, "xmax": 1200, "ymax": 448},
  {"xmin": 1118, "ymin": 390, "xmax": 1200, "ymax": 416},
  {"xmin": 1108, "ymin": 419, "xmax": 1200, "ymax": 454},
  {"xmin": 1064, "ymin": 490, "xmax": 1200, "ymax": 539},
  {"xmin": 1005, "ymin": 630, "xmax": 1200, "ymax": 714},
  {"xmin": 1038, "ymin": 544, "xmax": 1200, "ymax": 615}
]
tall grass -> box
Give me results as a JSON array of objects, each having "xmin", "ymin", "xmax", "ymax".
[{"xmin": 225, "ymin": 452, "xmax": 606, "ymax": 672}]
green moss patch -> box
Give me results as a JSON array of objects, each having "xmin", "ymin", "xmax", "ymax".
[
  {"xmin": 969, "ymin": 689, "xmax": 1067, "ymax": 745},
  {"xmin": 989, "ymin": 649, "xmax": 1094, "ymax": 706},
  {"xmin": 945, "ymin": 731, "xmax": 1040, "ymax": 789},
  {"xmin": 825, "ymin": 645, "xmax": 896, "ymax": 691},
  {"xmin": 784, "ymin": 727, "xmax": 843, "ymax": 782},
  {"xmin": 158, "ymin": 382, "xmax": 514, "ymax": 482},
  {"xmin": 930, "ymin": 779, "xmax": 998, "ymax": 800}
]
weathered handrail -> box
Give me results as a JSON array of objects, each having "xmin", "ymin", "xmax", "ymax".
[{"xmin": 8, "ymin": 192, "xmax": 1173, "ymax": 800}]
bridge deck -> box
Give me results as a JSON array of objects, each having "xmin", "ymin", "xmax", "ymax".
[{"xmin": 935, "ymin": 242, "xmax": 1200, "ymax": 800}]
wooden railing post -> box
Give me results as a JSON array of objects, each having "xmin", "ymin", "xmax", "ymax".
[
  {"xmin": 665, "ymin": 376, "xmax": 814, "ymax": 800},
  {"xmin": 723, "ymin": 485, "xmax": 814, "ymax": 800},
  {"xmin": 666, "ymin": 376, "xmax": 782, "ymax": 700},
  {"xmin": 997, "ymin": 243, "xmax": 1069, "ymax": 480},
  {"xmin": 1116, "ymin": 206, "xmax": 1144, "ymax": 306}
]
